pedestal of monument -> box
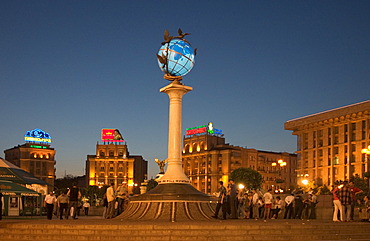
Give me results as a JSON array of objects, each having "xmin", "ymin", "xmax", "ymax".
[{"xmin": 117, "ymin": 81, "xmax": 217, "ymax": 222}]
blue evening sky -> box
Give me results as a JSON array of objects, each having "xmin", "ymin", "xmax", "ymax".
[{"xmin": 1, "ymin": 1, "xmax": 369, "ymax": 179}]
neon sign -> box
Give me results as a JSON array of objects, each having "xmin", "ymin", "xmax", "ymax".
[
  {"xmin": 185, "ymin": 122, "xmax": 223, "ymax": 136},
  {"xmin": 29, "ymin": 145, "xmax": 47, "ymax": 149},
  {"xmin": 101, "ymin": 129, "xmax": 124, "ymax": 142},
  {"xmin": 24, "ymin": 129, "xmax": 51, "ymax": 144}
]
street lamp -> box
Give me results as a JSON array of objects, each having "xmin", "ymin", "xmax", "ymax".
[
  {"xmin": 361, "ymin": 145, "xmax": 370, "ymax": 189},
  {"xmin": 271, "ymin": 159, "xmax": 287, "ymax": 191}
]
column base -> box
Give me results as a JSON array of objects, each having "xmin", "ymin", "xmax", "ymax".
[{"xmin": 116, "ymin": 183, "xmax": 218, "ymax": 221}]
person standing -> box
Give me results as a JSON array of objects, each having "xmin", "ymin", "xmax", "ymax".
[
  {"xmin": 102, "ymin": 193, "xmax": 108, "ymax": 218},
  {"xmin": 228, "ymin": 179, "xmax": 238, "ymax": 219},
  {"xmin": 338, "ymin": 181, "xmax": 352, "ymax": 222},
  {"xmin": 83, "ymin": 201, "xmax": 90, "ymax": 215},
  {"xmin": 237, "ymin": 188, "xmax": 246, "ymax": 218},
  {"xmin": 349, "ymin": 181, "xmax": 363, "ymax": 221},
  {"xmin": 294, "ymin": 195, "xmax": 304, "ymax": 219},
  {"xmin": 116, "ymin": 182, "xmax": 128, "ymax": 215},
  {"xmin": 0, "ymin": 189, "xmax": 3, "ymax": 220},
  {"xmin": 105, "ymin": 183, "xmax": 115, "ymax": 219},
  {"xmin": 212, "ymin": 181, "xmax": 227, "ymax": 219},
  {"xmin": 358, "ymin": 195, "xmax": 370, "ymax": 221},
  {"xmin": 44, "ymin": 191, "xmax": 57, "ymax": 220},
  {"xmin": 308, "ymin": 192, "xmax": 318, "ymax": 219},
  {"xmin": 263, "ymin": 189, "xmax": 273, "ymax": 220},
  {"xmin": 284, "ymin": 193, "xmax": 295, "ymax": 219},
  {"xmin": 332, "ymin": 184, "xmax": 343, "ymax": 222},
  {"xmin": 272, "ymin": 196, "xmax": 283, "ymax": 219},
  {"xmin": 252, "ymin": 189, "xmax": 259, "ymax": 219},
  {"xmin": 67, "ymin": 183, "xmax": 81, "ymax": 219},
  {"xmin": 57, "ymin": 191, "xmax": 69, "ymax": 220}
]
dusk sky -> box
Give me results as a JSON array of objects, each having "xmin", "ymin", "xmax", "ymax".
[{"xmin": 1, "ymin": 1, "xmax": 369, "ymax": 179}]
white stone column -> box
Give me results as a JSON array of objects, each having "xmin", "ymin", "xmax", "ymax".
[{"xmin": 159, "ymin": 81, "xmax": 192, "ymax": 184}]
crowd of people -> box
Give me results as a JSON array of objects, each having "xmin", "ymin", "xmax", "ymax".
[
  {"xmin": 331, "ymin": 181, "xmax": 368, "ymax": 222},
  {"xmin": 43, "ymin": 183, "xmax": 90, "ymax": 220},
  {"xmin": 43, "ymin": 182, "xmax": 130, "ymax": 220},
  {"xmin": 102, "ymin": 182, "xmax": 129, "ymax": 219},
  {"xmin": 212, "ymin": 179, "xmax": 319, "ymax": 221},
  {"xmin": 40, "ymin": 179, "xmax": 370, "ymax": 222}
]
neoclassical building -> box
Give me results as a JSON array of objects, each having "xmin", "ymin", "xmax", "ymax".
[
  {"xmin": 182, "ymin": 131, "xmax": 297, "ymax": 194},
  {"xmin": 285, "ymin": 100, "xmax": 370, "ymax": 186},
  {"xmin": 4, "ymin": 143, "xmax": 56, "ymax": 189},
  {"xmin": 86, "ymin": 142, "xmax": 147, "ymax": 193}
]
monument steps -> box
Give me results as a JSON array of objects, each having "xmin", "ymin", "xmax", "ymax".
[{"xmin": 0, "ymin": 220, "xmax": 369, "ymax": 241}]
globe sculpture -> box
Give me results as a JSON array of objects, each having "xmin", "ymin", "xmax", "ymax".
[
  {"xmin": 156, "ymin": 29, "xmax": 196, "ymax": 81},
  {"xmin": 118, "ymin": 29, "xmax": 216, "ymax": 222}
]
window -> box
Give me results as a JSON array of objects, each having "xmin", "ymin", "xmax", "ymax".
[{"xmin": 333, "ymin": 157, "xmax": 339, "ymax": 165}]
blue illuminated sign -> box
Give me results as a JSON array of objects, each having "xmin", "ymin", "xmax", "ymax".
[{"xmin": 24, "ymin": 129, "xmax": 52, "ymax": 144}]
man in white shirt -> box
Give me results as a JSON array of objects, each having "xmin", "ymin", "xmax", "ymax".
[
  {"xmin": 284, "ymin": 193, "xmax": 295, "ymax": 219},
  {"xmin": 44, "ymin": 191, "xmax": 57, "ymax": 220},
  {"xmin": 105, "ymin": 183, "xmax": 115, "ymax": 219},
  {"xmin": 263, "ymin": 189, "xmax": 273, "ymax": 220},
  {"xmin": 252, "ymin": 189, "xmax": 260, "ymax": 219}
]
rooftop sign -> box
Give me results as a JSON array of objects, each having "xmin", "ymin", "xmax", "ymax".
[
  {"xmin": 185, "ymin": 122, "xmax": 223, "ymax": 136},
  {"xmin": 101, "ymin": 129, "xmax": 124, "ymax": 142},
  {"xmin": 24, "ymin": 129, "xmax": 51, "ymax": 144}
]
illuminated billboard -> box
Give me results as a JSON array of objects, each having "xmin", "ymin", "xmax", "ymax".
[
  {"xmin": 185, "ymin": 122, "xmax": 223, "ymax": 136},
  {"xmin": 101, "ymin": 129, "xmax": 124, "ymax": 142},
  {"xmin": 24, "ymin": 129, "xmax": 52, "ymax": 144}
]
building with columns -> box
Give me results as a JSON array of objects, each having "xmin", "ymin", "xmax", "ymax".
[
  {"xmin": 86, "ymin": 142, "xmax": 147, "ymax": 193},
  {"xmin": 182, "ymin": 123, "xmax": 297, "ymax": 194},
  {"xmin": 285, "ymin": 100, "xmax": 370, "ymax": 187}
]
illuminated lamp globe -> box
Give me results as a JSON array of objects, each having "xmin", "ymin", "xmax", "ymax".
[{"xmin": 157, "ymin": 39, "xmax": 195, "ymax": 78}]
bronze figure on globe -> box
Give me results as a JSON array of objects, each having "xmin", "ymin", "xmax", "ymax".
[
  {"xmin": 117, "ymin": 29, "xmax": 216, "ymax": 222},
  {"xmin": 156, "ymin": 29, "xmax": 197, "ymax": 82}
]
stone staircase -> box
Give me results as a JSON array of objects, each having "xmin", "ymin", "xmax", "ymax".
[{"xmin": 0, "ymin": 219, "xmax": 369, "ymax": 241}]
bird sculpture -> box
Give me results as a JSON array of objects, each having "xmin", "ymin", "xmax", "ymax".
[
  {"xmin": 161, "ymin": 29, "xmax": 173, "ymax": 45},
  {"xmin": 156, "ymin": 53, "xmax": 167, "ymax": 68},
  {"xmin": 176, "ymin": 28, "xmax": 190, "ymax": 39}
]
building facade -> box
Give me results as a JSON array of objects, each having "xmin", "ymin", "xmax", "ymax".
[
  {"xmin": 86, "ymin": 142, "xmax": 147, "ymax": 194},
  {"xmin": 285, "ymin": 100, "xmax": 370, "ymax": 187},
  {"xmin": 4, "ymin": 143, "xmax": 56, "ymax": 189},
  {"xmin": 182, "ymin": 133, "xmax": 297, "ymax": 194}
]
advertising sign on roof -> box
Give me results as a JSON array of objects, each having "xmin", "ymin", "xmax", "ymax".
[
  {"xmin": 101, "ymin": 129, "xmax": 124, "ymax": 142},
  {"xmin": 186, "ymin": 122, "xmax": 223, "ymax": 136},
  {"xmin": 24, "ymin": 129, "xmax": 51, "ymax": 144}
]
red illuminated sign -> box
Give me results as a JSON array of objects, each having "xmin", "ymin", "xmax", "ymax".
[
  {"xmin": 101, "ymin": 129, "xmax": 124, "ymax": 142},
  {"xmin": 185, "ymin": 127, "xmax": 207, "ymax": 135}
]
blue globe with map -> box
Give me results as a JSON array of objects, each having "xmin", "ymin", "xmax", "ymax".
[{"xmin": 157, "ymin": 39, "xmax": 195, "ymax": 77}]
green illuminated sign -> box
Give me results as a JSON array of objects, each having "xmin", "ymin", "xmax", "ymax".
[{"xmin": 30, "ymin": 145, "xmax": 47, "ymax": 149}]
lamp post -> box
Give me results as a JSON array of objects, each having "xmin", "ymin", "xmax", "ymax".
[
  {"xmin": 271, "ymin": 159, "xmax": 287, "ymax": 192},
  {"xmin": 361, "ymin": 145, "xmax": 370, "ymax": 190}
]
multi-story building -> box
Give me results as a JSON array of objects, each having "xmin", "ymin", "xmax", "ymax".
[
  {"xmin": 86, "ymin": 142, "xmax": 147, "ymax": 193},
  {"xmin": 285, "ymin": 100, "xmax": 370, "ymax": 186},
  {"xmin": 4, "ymin": 143, "xmax": 56, "ymax": 190},
  {"xmin": 182, "ymin": 123, "xmax": 297, "ymax": 194}
]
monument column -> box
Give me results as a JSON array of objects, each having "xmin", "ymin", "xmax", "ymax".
[{"xmin": 159, "ymin": 80, "xmax": 192, "ymax": 184}]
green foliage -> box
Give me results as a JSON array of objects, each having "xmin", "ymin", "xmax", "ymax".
[
  {"xmin": 54, "ymin": 175, "xmax": 78, "ymax": 190},
  {"xmin": 81, "ymin": 185, "xmax": 107, "ymax": 206},
  {"xmin": 316, "ymin": 185, "xmax": 331, "ymax": 195},
  {"xmin": 229, "ymin": 167, "xmax": 263, "ymax": 190},
  {"xmin": 146, "ymin": 179, "xmax": 158, "ymax": 192}
]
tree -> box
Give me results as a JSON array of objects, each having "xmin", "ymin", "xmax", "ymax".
[
  {"xmin": 146, "ymin": 179, "xmax": 158, "ymax": 192},
  {"xmin": 229, "ymin": 167, "xmax": 263, "ymax": 190}
]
